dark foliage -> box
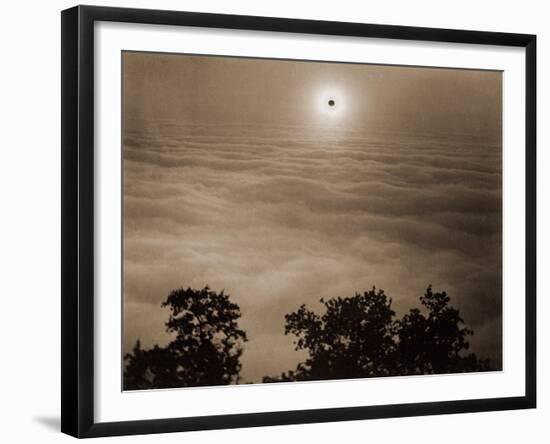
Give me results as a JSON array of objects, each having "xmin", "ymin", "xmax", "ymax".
[
  {"xmin": 124, "ymin": 286, "xmax": 247, "ymax": 390},
  {"xmin": 263, "ymin": 286, "xmax": 492, "ymax": 383}
]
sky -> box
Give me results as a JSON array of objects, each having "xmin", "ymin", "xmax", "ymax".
[
  {"xmin": 122, "ymin": 51, "xmax": 503, "ymax": 383},
  {"xmin": 123, "ymin": 51, "xmax": 502, "ymax": 138}
]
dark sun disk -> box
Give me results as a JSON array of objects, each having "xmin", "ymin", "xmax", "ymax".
[{"xmin": 328, "ymin": 99, "xmax": 335, "ymax": 107}]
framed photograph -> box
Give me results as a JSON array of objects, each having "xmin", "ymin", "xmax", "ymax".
[{"xmin": 61, "ymin": 5, "xmax": 536, "ymax": 438}]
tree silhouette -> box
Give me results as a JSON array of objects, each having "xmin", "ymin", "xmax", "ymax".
[
  {"xmin": 264, "ymin": 286, "xmax": 492, "ymax": 383},
  {"xmin": 124, "ymin": 284, "xmax": 492, "ymax": 389},
  {"xmin": 124, "ymin": 286, "xmax": 247, "ymax": 390},
  {"xmin": 395, "ymin": 286, "xmax": 491, "ymax": 375}
]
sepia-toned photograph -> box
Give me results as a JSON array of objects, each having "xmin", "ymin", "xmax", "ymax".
[{"xmin": 122, "ymin": 51, "xmax": 502, "ymax": 391}]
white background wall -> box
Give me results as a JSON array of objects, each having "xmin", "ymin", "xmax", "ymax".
[{"xmin": 0, "ymin": 0, "xmax": 546, "ymax": 442}]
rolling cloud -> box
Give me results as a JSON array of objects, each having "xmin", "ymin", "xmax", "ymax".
[{"xmin": 123, "ymin": 120, "xmax": 502, "ymax": 382}]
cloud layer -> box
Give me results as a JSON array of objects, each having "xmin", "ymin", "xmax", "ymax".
[{"xmin": 123, "ymin": 119, "xmax": 502, "ymax": 382}]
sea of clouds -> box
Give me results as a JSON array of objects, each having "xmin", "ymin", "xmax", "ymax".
[{"xmin": 122, "ymin": 119, "xmax": 502, "ymax": 383}]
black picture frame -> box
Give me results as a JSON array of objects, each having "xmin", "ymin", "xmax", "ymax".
[{"xmin": 61, "ymin": 5, "xmax": 537, "ymax": 438}]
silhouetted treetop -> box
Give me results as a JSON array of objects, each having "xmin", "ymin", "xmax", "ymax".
[
  {"xmin": 282, "ymin": 288, "xmax": 397, "ymax": 381},
  {"xmin": 163, "ymin": 286, "xmax": 245, "ymax": 347},
  {"xmin": 395, "ymin": 285, "xmax": 483, "ymax": 375},
  {"xmin": 124, "ymin": 286, "xmax": 247, "ymax": 390},
  {"xmin": 264, "ymin": 285, "xmax": 492, "ymax": 383}
]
